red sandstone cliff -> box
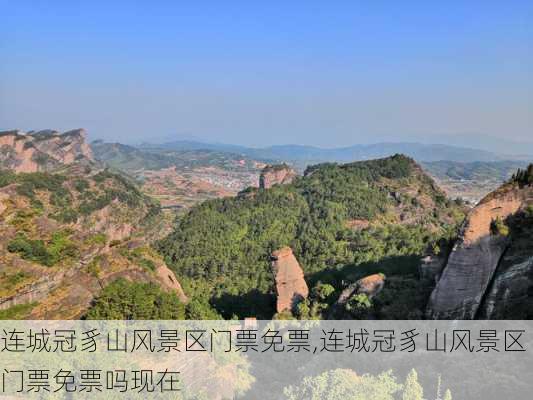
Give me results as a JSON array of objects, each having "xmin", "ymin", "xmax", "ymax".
[
  {"xmin": 427, "ymin": 183, "xmax": 533, "ymax": 319},
  {"xmin": 0, "ymin": 129, "xmax": 93, "ymax": 172},
  {"xmin": 259, "ymin": 164, "xmax": 296, "ymax": 189},
  {"xmin": 271, "ymin": 247, "xmax": 308, "ymax": 313},
  {"xmin": 337, "ymin": 273, "xmax": 386, "ymax": 305}
]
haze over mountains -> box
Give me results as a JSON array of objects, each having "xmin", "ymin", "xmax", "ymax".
[
  {"xmin": 418, "ymin": 133, "xmax": 533, "ymax": 159},
  {"xmin": 142, "ymin": 137, "xmax": 532, "ymax": 166},
  {"xmin": 93, "ymin": 137, "xmax": 531, "ymax": 204}
]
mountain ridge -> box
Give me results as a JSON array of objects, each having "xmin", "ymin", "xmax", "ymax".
[
  {"xmin": 0, "ymin": 130, "xmax": 187, "ymax": 319},
  {"xmin": 142, "ymin": 139, "xmax": 509, "ymax": 165},
  {"xmin": 0, "ymin": 129, "xmax": 93, "ymax": 173}
]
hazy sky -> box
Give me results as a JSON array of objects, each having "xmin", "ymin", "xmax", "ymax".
[{"xmin": 1, "ymin": 1, "xmax": 532, "ymax": 147}]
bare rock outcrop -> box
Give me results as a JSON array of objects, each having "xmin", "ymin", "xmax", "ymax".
[
  {"xmin": 155, "ymin": 263, "xmax": 188, "ymax": 303},
  {"xmin": 271, "ymin": 247, "xmax": 308, "ymax": 313},
  {"xmin": 0, "ymin": 129, "xmax": 93, "ymax": 172},
  {"xmin": 337, "ymin": 273, "xmax": 386, "ymax": 305},
  {"xmin": 427, "ymin": 185, "xmax": 533, "ymax": 319},
  {"xmin": 259, "ymin": 164, "xmax": 296, "ymax": 189},
  {"xmin": 0, "ymin": 192, "xmax": 8, "ymax": 215}
]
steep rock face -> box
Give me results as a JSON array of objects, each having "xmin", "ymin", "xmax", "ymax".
[
  {"xmin": 259, "ymin": 164, "xmax": 296, "ymax": 189},
  {"xmin": 0, "ymin": 129, "xmax": 93, "ymax": 172},
  {"xmin": 427, "ymin": 185, "xmax": 533, "ymax": 319},
  {"xmin": 477, "ymin": 208, "xmax": 533, "ymax": 319},
  {"xmin": 271, "ymin": 247, "xmax": 308, "ymax": 313},
  {"xmin": 478, "ymin": 251, "xmax": 533, "ymax": 319}
]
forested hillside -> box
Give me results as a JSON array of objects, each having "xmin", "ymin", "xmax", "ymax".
[{"xmin": 159, "ymin": 155, "xmax": 466, "ymax": 319}]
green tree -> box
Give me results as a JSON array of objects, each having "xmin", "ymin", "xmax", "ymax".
[
  {"xmin": 312, "ymin": 283, "xmax": 335, "ymax": 301},
  {"xmin": 295, "ymin": 299, "xmax": 311, "ymax": 319},
  {"xmin": 85, "ymin": 278, "xmax": 185, "ymax": 320},
  {"xmin": 345, "ymin": 293, "xmax": 372, "ymax": 318},
  {"xmin": 490, "ymin": 217, "xmax": 509, "ymax": 236},
  {"xmin": 402, "ymin": 369, "xmax": 423, "ymax": 400},
  {"xmin": 283, "ymin": 369, "xmax": 401, "ymax": 400},
  {"xmin": 185, "ymin": 298, "xmax": 221, "ymax": 320}
]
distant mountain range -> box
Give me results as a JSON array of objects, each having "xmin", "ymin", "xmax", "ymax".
[
  {"xmin": 141, "ymin": 140, "xmax": 527, "ymax": 166},
  {"xmin": 420, "ymin": 133, "xmax": 533, "ymax": 159}
]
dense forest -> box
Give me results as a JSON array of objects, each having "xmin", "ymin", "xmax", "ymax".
[
  {"xmin": 158, "ymin": 155, "xmax": 466, "ymax": 319},
  {"xmin": 85, "ymin": 278, "xmax": 186, "ymax": 319}
]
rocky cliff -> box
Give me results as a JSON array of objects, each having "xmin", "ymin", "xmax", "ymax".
[
  {"xmin": 0, "ymin": 129, "xmax": 93, "ymax": 173},
  {"xmin": 0, "ymin": 165, "xmax": 186, "ymax": 318},
  {"xmin": 0, "ymin": 130, "xmax": 186, "ymax": 319},
  {"xmin": 259, "ymin": 164, "xmax": 296, "ymax": 189},
  {"xmin": 271, "ymin": 247, "xmax": 308, "ymax": 313},
  {"xmin": 427, "ymin": 179, "xmax": 533, "ymax": 319}
]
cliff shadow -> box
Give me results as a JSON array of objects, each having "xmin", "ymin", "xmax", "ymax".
[
  {"xmin": 211, "ymin": 289, "xmax": 276, "ymax": 319},
  {"xmin": 305, "ymin": 254, "xmax": 432, "ymax": 319},
  {"xmin": 306, "ymin": 254, "xmax": 422, "ymax": 289}
]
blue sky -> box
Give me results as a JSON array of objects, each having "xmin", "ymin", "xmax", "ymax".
[{"xmin": 1, "ymin": 1, "xmax": 532, "ymax": 146}]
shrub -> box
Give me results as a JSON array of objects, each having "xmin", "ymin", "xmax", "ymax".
[
  {"xmin": 138, "ymin": 257, "xmax": 156, "ymax": 271},
  {"xmin": 15, "ymin": 172, "xmax": 67, "ymax": 200},
  {"xmin": 86, "ymin": 256, "xmax": 103, "ymax": 278},
  {"xmin": 49, "ymin": 188, "xmax": 72, "ymax": 208},
  {"xmin": 0, "ymin": 169, "xmax": 16, "ymax": 188},
  {"xmin": 510, "ymin": 164, "xmax": 533, "ymax": 186},
  {"xmin": 51, "ymin": 208, "xmax": 79, "ymax": 223},
  {"xmin": 74, "ymin": 178, "xmax": 90, "ymax": 192},
  {"xmin": 490, "ymin": 217, "xmax": 509, "ymax": 236},
  {"xmin": 10, "ymin": 209, "xmax": 41, "ymax": 232},
  {"xmin": 85, "ymin": 233, "xmax": 107, "ymax": 246},
  {"xmin": 7, "ymin": 230, "xmax": 78, "ymax": 267},
  {"xmin": 7, "ymin": 234, "xmax": 54, "ymax": 266},
  {"xmin": 312, "ymin": 282, "xmax": 335, "ymax": 301},
  {"xmin": 345, "ymin": 293, "xmax": 372, "ymax": 318},
  {"xmin": 0, "ymin": 302, "xmax": 37, "ymax": 320}
]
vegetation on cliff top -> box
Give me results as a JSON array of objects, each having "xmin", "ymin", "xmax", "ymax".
[
  {"xmin": 7, "ymin": 230, "xmax": 78, "ymax": 267},
  {"xmin": 85, "ymin": 278, "xmax": 185, "ymax": 319},
  {"xmin": 1, "ymin": 167, "xmax": 157, "ymax": 227},
  {"xmin": 510, "ymin": 164, "xmax": 533, "ymax": 187}
]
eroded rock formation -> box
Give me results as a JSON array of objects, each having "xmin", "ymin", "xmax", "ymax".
[
  {"xmin": 155, "ymin": 264, "xmax": 188, "ymax": 303},
  {"xmin": 271, "ymin": 247, "xmax": 308, "ymax": 313},
  {"xmin": 337, "ymin": 273, "xmax": 386, "ymax": 305},
  {"xmin": 259, "ymin": 164, "xmax": 296, "ymax": 189},
  {"xmin": 427, "ymin": 184, "xmax": 533, "ymax": 319},
  {"xmin": 0, "ymin": 129, "xmax": 93, "ymax": 172},
  {"xmin": 0, "ymin": 137, "xmax": 187, "ymax": 318}
]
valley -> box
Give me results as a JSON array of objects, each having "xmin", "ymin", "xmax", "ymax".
[
  {"xmin": 1, "ymin": 129, "xmax": 532, "ymax": 321},
  {"xmin": 91, "ymin": 141, "xmax": 266, "ymax": 208}
]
